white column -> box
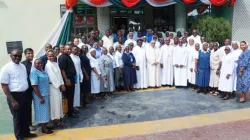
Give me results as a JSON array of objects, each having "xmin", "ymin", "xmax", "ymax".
[
  {"xmin": 232, "ymin": 0, "xmax": 250, "ymax": 43},
  {"xmin": 175, "ymin": 3, "xmax": 186, "ymax": 33},
  {"xmin": 97, "ymin": 7, "xmax": 110, "ymax": 37}
]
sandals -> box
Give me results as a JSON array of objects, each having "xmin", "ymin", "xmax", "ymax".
[
  {"xmin": 213, "ymin": 92, "xmax": 219, "ymax": 96},
  {"xmin": 221, "ymin": 96, "xmax": 230, "ymax": 100}
]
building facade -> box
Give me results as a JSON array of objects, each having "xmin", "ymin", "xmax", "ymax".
[{"xmin": 0, "ymin": 0, "xmax": 247, "ymax": 67}]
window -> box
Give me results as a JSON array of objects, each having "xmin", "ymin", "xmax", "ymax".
[{"xmin": 59, "ymin": 4, "xmax": 97, "ymax": 38}]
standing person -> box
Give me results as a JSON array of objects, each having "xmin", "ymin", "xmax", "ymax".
[
  {"xmin": 53, "ymin": 46, "xmax": 60, "ymax": 62},
  {"xmin": 89, "ymin": 49, "xmax": 101, "ymax": 99},
  {"xmin": 87, "ymin": 30, "xmax": 96, "ymax": 47},
  {"xmin": 236, "ymin": 41, "xmax": 250, "ymax": 103},
  {"xmin": 70, "ymin": 46, "xmax": 83, "ymax": 112},
  {"xmin": 99, "ymin": 47, "xmax": 115, "ymax": 96},
  {"xmin": 173, "ymin": 37, "xmax": 179, "ymax": 47},
  {"xmin": 79, "ymin": 45, "xmax": 91, "ymax": 106},
  {"xmin": 146, "ymin": 40, "xmax": 162, "ymax": 88},
  {"xmin": 59, "ymin": 44, "xmax": 65, "ymax": 56},
  {"xmin": 30, "ymin": 59, "xmax": 53, "ymax": 134},
  {"xmin": 231, "ymin": 41, "xmax": 242, "ymax": 95},
  {"xmin": 58, "ymin": 44, "xmax": 78, "ymax": 118},
  {"xmin": 218, "ymin": 39, "xmax": 231, "ymax": 60},
  {"xmin": 209, "ymin": 42, "xmax": 214, "ymax": 51},
  {"xmin": 113, "ymin": 36, "xmax": 124, "ymax": 51},
  {"xmin": 146, "ymin": 29, "xmax": 153, "ymax": 43},
  {"xmin": 173, "ymin": 38, "xmax": 188, "ymax": 87},
  {"xmin": 114, "ymin": 45, "xmax": 124, "ymax": 91},
  {"xmin": 40, "ymin": 44, "xmax": 52, "ymax": 69},
  {"xmin": 195, "ymin": 42, "xmax": 211, "ymax": 94},
  {"xmin": 125, "ymin": 32, "xmax": 137, "ymax": 47},
  {"xmin": 0, "ymin": 49, "xmax": 37, "ymax": 140},
  {"xmin": 81, "ymin": 35, "xmax": 92, "ymax": 49},
  {"xmin": 188, "ymin": 43, "xmax": 200, "ymax": 89},
  {"xmin": 210, "ymin": 42, "xmax": 220, "ymax": 95},
  {"xmin": 122, "ymin": 46, "xmax": 137, "ymax": 92},
  {"xmin": 218, "ymin": 46, "xmax": 235, "ymax": 100},
  {"xmin": 142, "ymin": 36, "xmax": 148, "ymax": 48},
  {"xmin": 21, "ymin": 48, "xmax": 36, "ymax": 131},
  {"xmin": 45, "ymin": 50, "xmax": 65, "ymax": 126},
  {"xmin": 160, "ymin": 38, "xmax": 174, "ymax": 86},
  {"xmin": 102, "ymin": 30, "xmax": 114, "ymax": 50},
  {"xmin": 132, "ymin": 39, "xmax": 147, "ymax": 89},
  {"xmin": 187, "ymin": 29, "xmax": 201, "ymax": 45},
  {"xmin": 94, "ymin": 41, "xmax": 103, "ymax": 59}
]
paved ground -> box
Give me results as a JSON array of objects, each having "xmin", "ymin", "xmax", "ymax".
[{"xmin": 0, "ymin": 88, "xmax": 250, "ymax": 140}]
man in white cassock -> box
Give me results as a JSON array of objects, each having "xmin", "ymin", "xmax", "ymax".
[
  {"xmin": 160, "ymin": 38, "xmax": 174, "ymax": 86},
  {"xmin": 132, "ymin": 39, "xmax": 147, "ymax": 89},
  {"xmin": 146, "ymin": 40, "xmax": 161, "ymax": 87},
  {"xmin": 187, "ymin": 29, "xmax": 201, "ymax": 45},
  {"xmin": 102, "ymin": 30, "xmax": 113, "ymax": 49},
  {"xmin": 125, "ymin": 32, "xmax": 137, "ymax": 47},
  {"xmin": 173, "ymin": 38, "xmax": 188, "ymax": 87}
]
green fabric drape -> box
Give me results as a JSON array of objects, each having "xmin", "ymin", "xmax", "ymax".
[
  {"xmin": 109, "ymin": 0, "xmax": 147, "ymax": 9},
  {"xmin": 175, "ymin": 0, "xmax": 202, "ymax": 6},
  {"xmin": 56, "ymin": 11, "xmax": 73, "ymax": 46}
]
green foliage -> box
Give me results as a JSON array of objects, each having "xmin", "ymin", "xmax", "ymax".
[{"xmin": 191, "ymin": 16, "xmax": 231, "ymax": 43}]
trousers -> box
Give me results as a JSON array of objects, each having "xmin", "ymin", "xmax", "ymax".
[
  {"xmin": 63, "ymin": 78, "xmax": 75, "ymax": 116},
  {"xmin": 7, "ymin": 92, "xmax": 30, "ymax": 139}
]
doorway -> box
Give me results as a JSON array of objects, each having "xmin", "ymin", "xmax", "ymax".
[{"xmin": 114, "ymin": 17, "xmax": 128, "ymax": 30}]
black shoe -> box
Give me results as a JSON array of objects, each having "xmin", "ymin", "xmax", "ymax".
[
  {"xmin": 68, "ymin": 113, "xmax": 79, "ymax": 118},
  {"xmin": 42, "ymin": 129, "xmax": 53, "ymax": 134},
  {"xmin": 74, "ymin": 110, "xmax": 80, "ymax": 114},
  {"xmin": 24, "ymin": 133, "xmax": 37, "ymax": 138},
  {"xmin": 197, "ymin": 90, "xmax": 201, "ymax": 93}
]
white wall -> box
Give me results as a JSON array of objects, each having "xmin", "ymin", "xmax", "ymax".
[
  {"xmin": 232, "ymin": 0, "xmax": 250, "ymax": 43},
  {"xmin": 0, "ymin": 0, "xmax": 64, "ymax": 67}
]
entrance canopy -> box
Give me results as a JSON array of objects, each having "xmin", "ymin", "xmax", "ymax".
[{"xmin": 76, "ymin": 0, "xmax": 236, "ymax": 8}]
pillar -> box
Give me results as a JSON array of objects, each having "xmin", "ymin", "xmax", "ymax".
[
  {"xmin": 232, "ymin": 0, "xmax": 250, "ymax": 43},
  {"xmin": 97, "ymin": 7, "xmax": 110, "ymax": 37},
  {"xmin": 175, "ymin": 3, "xmax": 186, "ymax": 33}
]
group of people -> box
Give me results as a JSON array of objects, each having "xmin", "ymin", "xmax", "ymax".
[{"xmin": 1, "ymin": 25, "xmax": 250, "ymax": 140}]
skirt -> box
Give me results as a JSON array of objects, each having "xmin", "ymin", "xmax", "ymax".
[
  {"xmin": 91, "ymin": 74, "xmax": 101, "ymax": 94},
  {"xmin": 209, "ymin": 69, "xmax": 219, "ymax": 88},
  {"xmin": 49, "ymin": 85, "xmax": 63, "ymax": 120},
  {"xmin": 81, "ymin": 74, "xmax": 91, "ymax": 93},
  {"xmin": 196, "ymin": 68, "xmax": 210, "ymax": 87},
  {"xmin": 33, "ymin": 94, "xmax": 50, "ymax": 123},
  {"xmin": 115, "ymin": 68, "xmax": 124, "ymax": 86}
]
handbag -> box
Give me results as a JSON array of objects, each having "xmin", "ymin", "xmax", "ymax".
[{"xmin": 62, "ymin": 96, "xmax": 68, "ymax": 114}]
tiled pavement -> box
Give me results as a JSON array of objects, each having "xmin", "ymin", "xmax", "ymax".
[{"xmin": 105, "ymin": 119, "xmax": 250, "ymax": 140}]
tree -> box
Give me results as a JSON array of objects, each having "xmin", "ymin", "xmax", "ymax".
[{"xmin": 191, "ymin": 16, "xmax": 231, "ymax": 43}]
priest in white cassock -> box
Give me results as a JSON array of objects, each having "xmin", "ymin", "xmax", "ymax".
[
  {"xmin": 125, "ymin": 32, "xmax": 137, "ymax": 47},
  {"xmin": 146, "ymin": 40, "xmax": 162, "ymax": 87},
  {"xmin": 152, "ymin": 35, "xmax": 160, "ymax": 48},
  {"xmin": 70, "ymin": 46, "xmax": 83, "ymax": 109},
  {"xmin": 132, "ymin": 39, "xmax": 147, "ymax": 89},
  {"xmin": 188, "ymin": 43, "xmax": 200, "ymax": 88},
  {"xmin": 160, "ymin": 38, "xmax": 174, "ymax": 86},
  {"xmin": 231, "ymin": 41, "xmax": 242, "ymax": 92},
  {"xmin": 187, "ymin": 29, "xmax": 201, "ymax": 45},
  {"xmin": 102, "ymin": 30, "xmax": 113, "ymax": 50},
  {"xmin": 173, "ymin": 38, "xmax": 188, "ymax": 87}
]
